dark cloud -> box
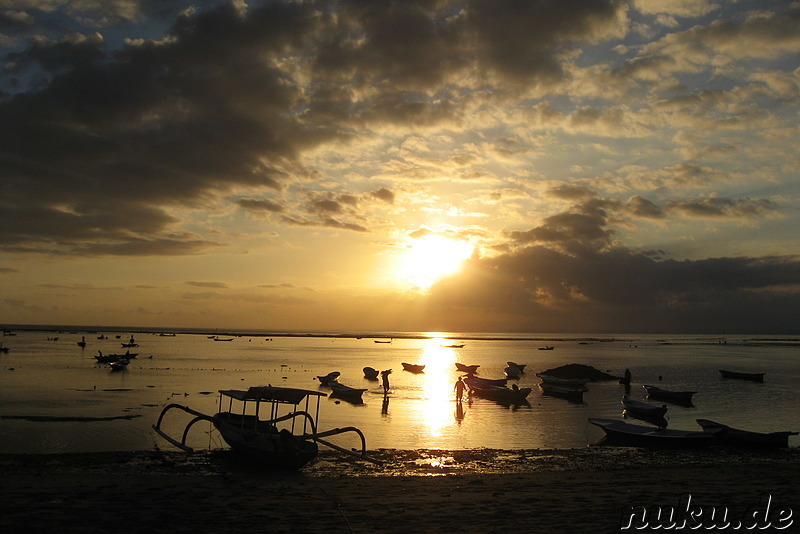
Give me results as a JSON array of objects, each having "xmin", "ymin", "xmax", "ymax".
[
  {"xmin": 429, "ymin": 244, "xmax": 800, "ymax": 333},
  {"xmin": 666, "ymin": 197, "xmax": 780, "ymax": 220},
  {"xmin": 370, "ymin": 188, "xmax": 394, "ymax": 203}
]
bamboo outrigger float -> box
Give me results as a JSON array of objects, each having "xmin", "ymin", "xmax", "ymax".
[{"xmin": 153, "ymin": 385, "xmax": 377, "ymax": 469}]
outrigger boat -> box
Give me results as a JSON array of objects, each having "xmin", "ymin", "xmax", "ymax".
[{"xmin": 153, "ymin": 386, "xmax": 375, "ymax": 469}]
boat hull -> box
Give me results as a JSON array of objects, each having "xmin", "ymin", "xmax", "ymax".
[
  {"xmin": 215, "ymin": 415, "xmax": 319, "ymax": 469},
  {"xmin": 589, "ymin": 418, "xmax": 716, "ymax": 448},
  {"xmin": 696, "ymin": 419, "xmax": 798, "ymax": 448}
]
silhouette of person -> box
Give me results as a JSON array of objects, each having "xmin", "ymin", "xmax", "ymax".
[
  {"xmin": 381, "ymin": 369, "xmax": 392, "ymax": 394},
  {"xmin": 454, "ymin": 376, "xmax": 467, "ymax": 402}
]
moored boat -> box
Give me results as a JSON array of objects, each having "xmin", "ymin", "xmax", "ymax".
[
  {"xmin": 455, "ymin": 363, "xmax": 480, "ymax": 374},
  {"xmin": 535, "ymin": 373, "xmax": 587, "ymax": 388},
  {"xmin": 402, "ymin": 362, "xmax": 425, "ymax": 373},
  {"xmin": 696, "ymin": 419, "xmax": 798, "ymax": 448},
  {"xmin": 153, "ymin": 386, "xmax": 375, "ymax": 469},
  {"xmin": 719, "ymin": 369, "xmax": 765, "ymax": 382},
  {"xmin": 362, "ymin": 366, "xmax": 379, "ymax": 380},
  {"xmin": 539, "ymin": 382, "xmax": 587, "ymax": 403},
  {"xmin": 464, "ymin": 375, "xmax": 508, "ymax": 388},
  {"xmin": 327, "ymin": 382, "xmax": 368, "ymax": 404},
  {"xmin": 537, "ymin": 346, "xmax": 554, "ymax": 350},
  {"xmin": 588, "ymin": 418, "xmax": 717, "ymax": 448},
  {"xmin": 316, "ymin": 371, "xmax": 341, "ymax": 385},
  {"xmin": 622, "ymin": 397, "xmax": 668, "ymax": 419},
  {"xmin": 470, "ymin": 384, "xmax": 531, "ymax": 404},
  {"xmin": 642, "ymin": 385, "xmax": 696, "ymax": 405},
  {"xmin": 506, "ymin": 361, "xmax": 526, "ymax": 372},
  {"xmin": 504, "ymin": 365, "xmax": 522, "ymax": 379}
]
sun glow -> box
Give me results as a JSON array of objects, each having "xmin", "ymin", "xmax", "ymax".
[{"xmin": 395, "ymin": 236, "xmax": 473, "ymax": 291}]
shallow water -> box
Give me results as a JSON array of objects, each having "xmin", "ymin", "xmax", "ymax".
[{"xmin": 0, "ymin": 329, "xmax": 798, "ymax": 453}]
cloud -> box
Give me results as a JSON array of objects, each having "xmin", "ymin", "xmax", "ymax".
[{"xmin": 185, "ymin": 281, "xmax": 229, "ymax": 289}]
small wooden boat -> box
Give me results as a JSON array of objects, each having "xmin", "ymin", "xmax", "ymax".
[
  {"xmin": 535, "ymin": 373, "xmax": 587, "ymax": 388},
  {"xmin": 507, "ymin": 361, "xmax": 526, "ymax": 372},
  {"xmin": 327, "ymin": 382, "xmax": 368, "ymax": 404},
  {"xmin": 696, "ymin": 419, "xmax": 798, "ymax": 448},
  {"xmin": 470, "ymin": 384, "xmax": 531, "ymax": 404},
  {"xmin": 642, "ymin": 384, "xmax": 697, "ymax": 406},
  {"xmin": 589, "ymin": 418, "xmax": 716, "ymax": 448},
  {"xmin": 401, "ymin": 362, "xmax": 425, "ymax": 373},
  {"xmin": 316, "ymin": 371, "xmax": 341, "ymax": 385},
  {"xmin": 442, "ymin": 344, "xmax": 465, "ymax": 348},
  {"xmin": 455, "ymin": 363, "xmax": 480, "ymax": 374},
  {"xmin": 109, "ymin": 358, "xmax": 130, "ymax": 371},
  {"xmin": 464, "ymin": 376, "xmax": 508, "ymax": 388},
  {"xmin": 643, "ymin": 385, "xmax": 696, "ymax": 405},
  {"xmin": 539, "ymin": 383, "xmax": 587, "ymax": 403},
  {"xmin": 622, "ymin": 398, "xmax": 668, "ymax": 420},
  {"xmin": 537, "ymin": 346, "xmax": 554, "ymax": 350},
  {"xmin": 153, "ymin": 386, "xmax": 375, "ymax": 469},
  {"xmin": 212, "ymin": 338, "xmax": 233, "ymax": 342},
  {"xmin": 719, "ymin": 369, "xmax": 765, "ymax": 382},
  {"xmin": 374, "ymin": 339, "xmax": 392, "ymax": 344},
  {"xmin": 504, "ymin": 365, "xmax": 522, "ymax": 379},
  {"xmin": 362, "ymin": 366, "xmax": 379, "ymax": 380}
]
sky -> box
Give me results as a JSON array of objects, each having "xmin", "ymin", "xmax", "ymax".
[{"xmin": 1, "ymin": 0, "xmax": 799, "ymax": 334}]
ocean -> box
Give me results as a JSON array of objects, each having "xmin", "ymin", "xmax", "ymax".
[{"xmin": 1, "ymin": 327, "xmax": 798, "ymax": 454}]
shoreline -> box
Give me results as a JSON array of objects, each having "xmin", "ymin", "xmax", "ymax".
[{"xmin": 2, "ymin": 447, "xmax": 798, "ymax": 532}]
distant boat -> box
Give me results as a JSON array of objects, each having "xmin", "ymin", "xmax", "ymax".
[
  {"xmin": 109, "ymin": 358, "xmax": 130, "ymax": 371},
  {"xmin": 159, "ymin": 333, "xmax": 176, "ymax": 337},
  {"xmin": 401, "ymin": 362, "xmax": 425, "ymax": 373},
  {"xmin": 643, "ymin": 385, "xmax": 696, "ymax": 405},
  {"xmin": 719, "ymin": 369, "xmax": 765, "ymax": 382},
  {"xmin": 538, "ymin": 346, "xmax": 554, "ymax": 350},
  {"xmin": 589, "ymin": 418, "xmax": 716, "ymax": 448},
  {"xmin": 213, "ymin": 338, "xmax": 234, "ymax": 342},
  {"xmin": 0, "ymin": 344, "xmax": 9, "ymax": 354},
  {"xmin": 374, "ymin": 339, "xmax": 392, "ymax": 344},
  {"xmin": 442, "ymin": 343, "xmax": 465, "ymax": 348},
  {"xmin": 95, "ymin": 351, "xmax": 138, "ymax": 363},
  {"xmin": 696, "ymin": 419, "xmax": 798, "ymax": 448}
]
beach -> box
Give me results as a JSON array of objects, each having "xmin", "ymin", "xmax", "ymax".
[{"xmin": 2, "ymin": 447, "xmax": 798, "ymax": 533}]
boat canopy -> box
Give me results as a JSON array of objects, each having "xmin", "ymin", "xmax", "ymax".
[{"xmin": 219, "ymin": 386, "xmax": 327, "ymax": 404}]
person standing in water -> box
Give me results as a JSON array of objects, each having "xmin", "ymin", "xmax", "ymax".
[
  {"xmin": 454, "ymin": 376, "xmax": 466, "ymax": 402},
  {"xmin": 381, "ymin": 369, "xmax": 392, "ymax": 395}
]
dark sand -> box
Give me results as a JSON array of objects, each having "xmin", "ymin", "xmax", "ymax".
[{"xmin": 2, "ymin": 447, "xmax": 798, "ymax": 533}]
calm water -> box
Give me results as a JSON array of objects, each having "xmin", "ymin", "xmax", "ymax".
[{"xmin": 1, "ymin": 329, "xmax": 798, "ymax": 454}]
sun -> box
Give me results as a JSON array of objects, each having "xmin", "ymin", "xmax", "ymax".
[{"xmin": 395, "ymin": 235, "xmax": 473, "ymax": 291}]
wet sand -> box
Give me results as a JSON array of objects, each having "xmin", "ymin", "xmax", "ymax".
[{"xmin": 2, "ymin": 447, "xmax": 798, "ymax": 533}]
